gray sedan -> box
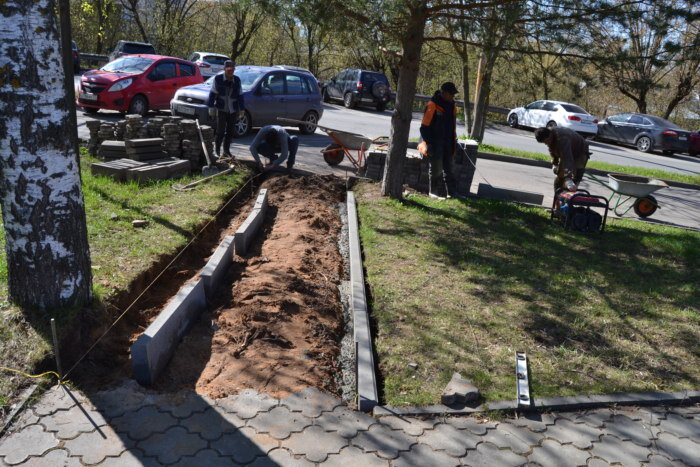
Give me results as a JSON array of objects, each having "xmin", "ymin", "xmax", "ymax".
[
  {"xmin": 169, "ymin": 65, "xmax": 323, "ymax": 137},
  {"xmin": 596, "ymin": 113, "xmax": 691, "ymax": 155}
]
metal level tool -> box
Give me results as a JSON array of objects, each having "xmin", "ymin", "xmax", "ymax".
[{"xmin": 516, "ymin": 351, "xmax": 531, "ymax": 408}]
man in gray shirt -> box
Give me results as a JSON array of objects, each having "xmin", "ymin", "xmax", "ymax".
[{"xmin": 249, "ymin": 125, "xmax": 298, "ymax": 171}]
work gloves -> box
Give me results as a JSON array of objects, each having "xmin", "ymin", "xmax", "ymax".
[{"xmin": 208, "ymin": 107, "xmax": 216, "ymax": 118}]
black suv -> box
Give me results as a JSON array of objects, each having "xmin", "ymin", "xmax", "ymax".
[
  {"xmin": 108, "ymin": 40, "xmax": 156, "ymax": 63},
  {"xmin": 323, "ymin": 69, "xmax": 392, "ymax": 111}
]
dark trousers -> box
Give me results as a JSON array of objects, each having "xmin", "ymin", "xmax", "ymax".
[
  {"xmin": 554, "ymin": 168, "xmax": 585, "ymax": 191},
  {"xmin": 428, "ymin": 141, "xmax": 457, "ymax": 197},
  {"xmin": 257, "ymin": 135, "xmax": 299, "ymax": 168},
  {"xmin": 215, "ymin": 110, "xmax": 236, "ymax": 154}
]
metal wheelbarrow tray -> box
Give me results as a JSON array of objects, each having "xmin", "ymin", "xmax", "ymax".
[{"xmin": 585, "ymin": 173, "xmax": 669, "ymax": 218}]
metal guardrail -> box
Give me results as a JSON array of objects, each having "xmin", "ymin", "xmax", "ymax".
[
  {"xmin": 414, "ymin": 93, "xmax": 510, "ymax": 115},
  {"xmin": 79, "ymin": 53, "xmax": 109, "ymax": 64}
]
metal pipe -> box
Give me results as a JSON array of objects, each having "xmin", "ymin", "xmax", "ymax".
[{"xmin": 50, "ymin": 318, "xmax": 62, "ymax": 378}]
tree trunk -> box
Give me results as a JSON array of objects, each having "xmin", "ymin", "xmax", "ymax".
[
  {"xmin": 461, "ymin": 50, "xmax": 471, "ymax": 135},
  {"xmin": 471, "ymin": 52, "xmax": 484, "ymax": 136},
  {"xmin": 0, "ymin": 0, "xmax": 93, "ymax": 310},
  {"xmin": 381, "ymin": 7, "xmax": 426, "ymax": 199}
]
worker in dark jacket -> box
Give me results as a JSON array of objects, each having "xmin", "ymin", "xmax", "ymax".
[
  {"xmin": 249, "ymin": 125, "xmax": 298, "ymax": 172},
  {"xmin": 420, "ymin": 82, "xmax": 459, "ymax": 198},
  {"xmin": 207, "ymin": 60, "xmax": 244, "ymax": 158},
  {"xmin": 535, "ymin": 127, "xmax": 591, "ymax": 192}
]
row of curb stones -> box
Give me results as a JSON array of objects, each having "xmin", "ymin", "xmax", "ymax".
[{"xmin": 132, "ymin": 189, "xmax": 269, "ymax": 385}]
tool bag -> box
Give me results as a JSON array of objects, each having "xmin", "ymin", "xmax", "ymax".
[{"xmin": 552, "ymin": 189, "xmax": 609, "ymax": 233}]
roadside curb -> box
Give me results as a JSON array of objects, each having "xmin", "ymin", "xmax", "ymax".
[
  {"xmin": 234, "ymin": 189, "xmax": 269, "ymax": 255},
  {"xmin": 347, "ymin": 191, "xmax": 379, "ymax": 413},
  {"xmin": 373, "ymin": 389, "xmax": 700, "ymax": 417},
  {"xmin": 478, "ymin": 151, "xmax": 700, "ymax": 191}
]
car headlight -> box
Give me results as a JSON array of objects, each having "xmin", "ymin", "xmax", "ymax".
[{"xmin": 108, "ymin": 78, "xmax": 133, "ymax": 92}]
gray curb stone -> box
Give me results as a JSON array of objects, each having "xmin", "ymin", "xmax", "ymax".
[
  {"xmin": 235, "ymin": 189, "xmax": 268, "ymax": 256},
  {"xmin": 199, "ymin": 235, "xmax": 234, "ymax": 301},
  {"xmin": 477, "ymin": 183, "xmax": 545, "ymax": 205},
  {"xmin": 347, "ymin": 191, "xmax": 379, "ymax": 412},
  {"xmin": 131, "ymin": 279, "xmax": 207, "ymax": 385}
]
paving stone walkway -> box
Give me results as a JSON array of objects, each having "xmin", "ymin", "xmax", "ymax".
[{"xmin": 1, "ymin": 382, "xmax": 698, "ymax": 466}]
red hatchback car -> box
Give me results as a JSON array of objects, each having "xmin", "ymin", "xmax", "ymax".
[
  {"xmin": 77, "ymin": 55, "xmax": 203, "ymax": 116},
  {"xmin": 690, "ymin": 131, "xmax": 700, "ymax": 157}
]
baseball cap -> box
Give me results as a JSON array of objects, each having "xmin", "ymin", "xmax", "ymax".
[
  {"xmin": 441, "ymin": 82, "xmax": 459, "ymax": 95},
  {"xmin": 224, "ymin": 60, "xmax": 235, "ymax": 69}
]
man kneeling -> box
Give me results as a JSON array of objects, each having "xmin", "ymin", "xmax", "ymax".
[{"xmin": 249, "ymin": 125, "xmax": 298, "ymax": 172}]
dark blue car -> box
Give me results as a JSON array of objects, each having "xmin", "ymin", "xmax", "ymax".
[{"xmin": 170, "ymin": 65, "xmax": 323, "ymax": 137}]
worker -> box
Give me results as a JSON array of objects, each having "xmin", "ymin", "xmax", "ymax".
[
  {"xmin": 249, "ymin": 125, "xmax": 298, "ymax": 172},
  {"xmin": 207, "ymin": 60, "xmax": 244, "ymax": 158},
  {"xmin": 534, "ymin": 127, "xmax": 591, "ymax": 192},
  {"xmin": 419, "ymin": 81, "xmax": 459, "ymax": 199}
]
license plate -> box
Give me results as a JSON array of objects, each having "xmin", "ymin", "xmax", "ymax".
[
  {"xmin": 79, "ymin": 92, "xmax": 97, "ymax": 102},
  {"xmin": 679, "ymin": 136, "xmax": 687, "ymax": 141},
  {"xmin": 177, "ymin": 104, "xmax": 196, "ymax": 115}
]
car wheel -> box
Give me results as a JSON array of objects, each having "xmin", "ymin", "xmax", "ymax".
[
  {"xmin": 662, "ymin": 150, "xmax": 674, "ymax": 156},
  {"xmin": 322, "ymin": 143, "xmax": 344, "ymax": 165},
  {"xmin": 376, "ymin": 103, "xmax": 386, "ymax": 112},
  {"xmin": 546, "ymin": 120, "xmax": 557, "ymax": 129},
  {"xmin": 234, "ymin": 111, "xmax": 251, "ymax": 137},
  {"xmin": 343, "ymin": 92, "xmax": 355, "ymax": 109},
  {"xmin": 299, "ymin": 111, "xmax": 318, "ymax": 135},
  {"xmin": 633, "ymin": 195, "xmax": 657, "ymax": 218},
  {"xmin": 128, "ymin": 95, "xmax": 148, "ymax": 117},
  {"xmin": 636, "ymin": 135, "xmax": 652, "ymax": 153},
  {"xmin": 322, "ymin": 89, "xmax": 330, "ymax": 103},
  {"xmin": 83, "ymin": 107, "xmax": 99, "ymax": 115},
  {"xmin": 508, "ymin": 113, "xmax": 518, "ymax": 128}
]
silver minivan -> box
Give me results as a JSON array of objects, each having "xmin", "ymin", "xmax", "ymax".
[{"xmin": 187, "ymin": 52, "xmax": 229, "ymax": 78}]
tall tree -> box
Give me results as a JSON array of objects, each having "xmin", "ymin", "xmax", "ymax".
[
  {"xmin": 0, "ymin": 0, "xmax": 93, "ymax": 309},
  {"xmin": 220, "ymin": 0, "xmax": 267, "ymax": 63}
]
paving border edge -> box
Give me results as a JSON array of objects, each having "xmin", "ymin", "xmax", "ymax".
[
  {"xmin": 373, "ymin": 389, "xmax": 700, "ymax": 417},
  {"xmin": 347, "ymin": 191, "xmax": 379, "ymax": 412}
]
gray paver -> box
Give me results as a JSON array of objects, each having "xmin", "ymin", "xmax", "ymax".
[
  {"xmin": 603, "ymin": 414, "xmax": 659, "ymax": 446},
  {"xmin": 658, "ymin": 413, "xmax": 700, "ymax": 442},
  {"xmin": 216, "ymin": 389, "xmax": 278, "ymax": 419},
  {"xmin": 30, "ymin": 386, "xmax": 84, "ymax": 416},
  {"xmin": 284, "ymin": 425, "xmax": 348, "ymax": 462},
  {"xmin": 248, "ymin": 448, "xmax": 315, "ymax": 467},
  {"xmin": 504, "ymin": 413, "xmax": 556, "ymax": 432},
  {"xmin": 63, "ymin": 425, "xmax": 133, "ymax": 465},
  {"xmin": 646, "ymin": 454, "xmax": 688, "ymax": 467},
  {"xmin": 314, "ymin": 405, "xmax": 377, "ymax": 438},
  {"xmin": 159, "ymin": 392, "xmax": 213, "ymax": 418},
  {"xmin": 248, "ymin": 406, "xmax": 313, "ymax": 440},
  {"xmin": 586, "ymin": 458, "xmax": 611, "ymax": 467},
  {"xmin": 136, "ymin": 426, "xmax": 208, "ymax": 464},
  {"xmin": 7, "ymin": 408, "xmax": 39, "ymax": 431},
  {"xmin": 527, "ymin": 439, "xmax": 590, "ymax": 466},
  {"xmin": 97, "ymin": 449, "xmax": 157, "ymax": 467},
  {"xmin": 460, "ymin": 441, "xmax": 528, "ymax": 467},
  {"xmin": 172, "ymin": 448, "xmax": 236, "ymax": 466},
  {"xmin": 590, "ymin": 434, "xmax": 652, "ymax": 465},
  {"xmin": 544, "ymin": 418, "xmax": 601, "ymax": 449},
  {"xmin": 378, "ymin": 415, "xmax": 438, "ymax": 436},
  {"xmin": 211, "ymin": 426, "xmax": 278, "ymax": 464},
  {"xmin": 572, "ymin": 408, "xmax": 614, "ymax": 428},
  {"xmin": 0, "ymin": 425, "xmax": 58, "ymax": 465},
  {"xmin": 89, "ymin": 383, "xmax": 148, "ymax": 419},
  {"xmin": 281, "ymin": 388, "xmax": 342, "ymax": 418},
  {"xmin": 444, "ymin": 416, "xmax": 498, "ymax": 434},
  {"xmin": 111, "ymin": 405, "xmax": 178, "ymax": 440},
  {"xmin": 42, "ymin": 405, "xmax": 108, "ymax": 439},
  {"xmin": 352, "ymin": 423, "xmax": 417, "ymax": 459},
  {"xmin": 323, "ymin": 446, "xmax": 389, "ymax": 466},
  {"xmin": 393, "ymin": 443, "xmax": 461, "ymax": 467},
  {"xmin": 489, "ymin": 422, "xmax": 543, "ymax": 454},
  {"xmin": 19, "ymin": 449, "xmax": 81, "ymax": 467},
  {"xmin": 669, "ymin": 406, "xmax": 700, "ymax": 416},
  {"xmin": 418, "ymin": 423, "xmax": 481, "ymax": 457},
  {"xmin": 179, "ymin": 407, "xmax": 244, "ymax": 440},
  {"xmin": 653, "ymin": 432, "xmax": 700, "ymax": 465}
]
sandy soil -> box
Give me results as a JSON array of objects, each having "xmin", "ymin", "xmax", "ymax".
[{"xmin": 154, "ymin": 174, "xmax": 347, "ymax": 398}]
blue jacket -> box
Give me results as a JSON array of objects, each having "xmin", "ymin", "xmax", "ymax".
[{"xmin": 207, "ymin": 74, "xmax": 243, "ymax": 114}]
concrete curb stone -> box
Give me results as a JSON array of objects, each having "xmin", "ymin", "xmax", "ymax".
[{"xmin": 199, "ymin": 235, "xmax": 234, "ymax": 301}]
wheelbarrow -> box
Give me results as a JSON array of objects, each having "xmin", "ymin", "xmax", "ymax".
[
  {"xmin": 585, "ymin": 173, "xmax": 669, "ymax": 218},
  {"xmin": 276, "ymin": 117, "xmax": 389, "ymax": 172}
]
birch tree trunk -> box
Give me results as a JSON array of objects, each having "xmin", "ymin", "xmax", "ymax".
[
  {"xmin": 0, "ymin": 0, "xmax": 93, "ymax": 310},
  {"xmin": 381, "ymin": 5, "xmax": 426, "ymax": 199}
]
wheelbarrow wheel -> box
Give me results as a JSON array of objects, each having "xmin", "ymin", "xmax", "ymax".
[
  {"xmin": 322, "ymin": 144, "xmax": 344, "ymax": 166},
  {"xmin": 633, "ymin": 195, "xmax": 657, "ymax": 218}
]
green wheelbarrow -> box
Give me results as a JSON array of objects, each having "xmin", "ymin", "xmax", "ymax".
[{"xmin": 584, "ymin": 173, "xmax": 668, "ymax": 218}]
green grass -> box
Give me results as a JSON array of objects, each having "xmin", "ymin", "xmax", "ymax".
[
  {"xmin": 356, "ymin": 182, "xmax": 700, "ymax": 406},
  {"xmin": 478, "ymin": 142, "xmax": 700, "ymax": 185},
  {"xmin": 0, "ymin": 152, "xmax": 251, "ymax": 413}
]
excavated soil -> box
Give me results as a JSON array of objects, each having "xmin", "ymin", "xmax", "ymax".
[{"xmin": 154, "ymin": 174, "xmax": 347, "ymax": 398}]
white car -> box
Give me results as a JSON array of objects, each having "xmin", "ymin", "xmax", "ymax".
[
  {"xmin": 507, "ymin": 100, "xmax": 598, "ymax": 137},
  {"xmin": 187, "ymin": 52, "xmax": 229, "ymax": 78}
]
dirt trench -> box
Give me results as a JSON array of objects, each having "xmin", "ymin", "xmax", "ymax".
[{"xmin": 73, "ymin": 173, "xmax": 348, "ymax": 400}]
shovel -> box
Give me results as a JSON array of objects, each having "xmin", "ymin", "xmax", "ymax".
[{"xmin": 196, "ymin": 118, "xmax": 220, "ymax": 177}]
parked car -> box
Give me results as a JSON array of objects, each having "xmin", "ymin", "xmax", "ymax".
[
  {"xmin": 108, "ymin": 40, "xmax": 156, "ymax": 63},
  {"xmin": 170, "ymin": 65, "xmax": 323, "ymax": 136},
  {"xmin": 322, "ymin": 68, "xmax": 392, "ymax": 111},
  {"xmin": 596, "ymin": 113, "xmax": 691, "ymax": 155},
  {"xmin": 187, "ymin": 52, "xmax": 229, "ymax": 78},
  {"xmin": 689, "ymin": 131, "xmax": 699, "ymax": 157},
  {"xmin": 507, "ymin": 100, "xmax": 598, "ymax": 137},
  {"xmin": 71, "ymin": 40, "xmax": 80, "ymax": 74},
  {"xmin": 77, "ymin": 55, "xmax": 203, "ymax": 116},
  {"xmin": 273, "ymin": 65, "xmax": 320, "ymax": 87}
]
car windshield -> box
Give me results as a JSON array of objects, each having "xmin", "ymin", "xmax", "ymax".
[
  {"xmin": 204, "ymin": 55, "xmax": 228, "ymax": 65},
  {"xmin": 560, "ymin": 104, "xmax": 589, "ymax": 114},
  {"xmin": 647, "ymin": 116, "xmax": 681, "ymax": 129},
  {"xmin": 205, "ymin": 69, "xmax": 266, "ymax": 92},
  {"xmin": 102, "ymin": 56, "xmax": 155, "ymax": 73}
]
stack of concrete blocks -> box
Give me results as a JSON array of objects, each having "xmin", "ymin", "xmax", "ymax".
[
  {"xmin": 114, "ymin": 121, "xmax": 127, "ymax": 140},
  {"xmin": 162, "ymin": 123, "xmax": 181, "ymax": 158},
  {"xmin": 131, "ymin": 231, "xmax": 237, "ymax": 385},
  {"xmin": 124, "ymin": 114, "xmax": 144, "ymax": 140},
  {"xmin": 146, "ymin": 118, "xmax": 164, "ymax": 138},
  {"xmin": 234, "ymin": 189, "xmax": 269, "ymax": 256},
  {"xmin": 126, "ymin": 158, "xmax": 190, "ymax": 183},
  {"xmin": 97, "ymin": 140, "xmax": 127, "ymax": 160},
  {"xmin": 125, "ymin": 138, "xmax": 166, "ymax": 161},
  {"xmin": 85, "ymin": 120, "xmax": 102, "ymax": 156},
  {"xmin": 97, "ymin": 123, "xmax": 116, "ymax": 145},
  {"xmin": 90, "ymin": 159, "xmax": 148, "ymax": 181}
]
